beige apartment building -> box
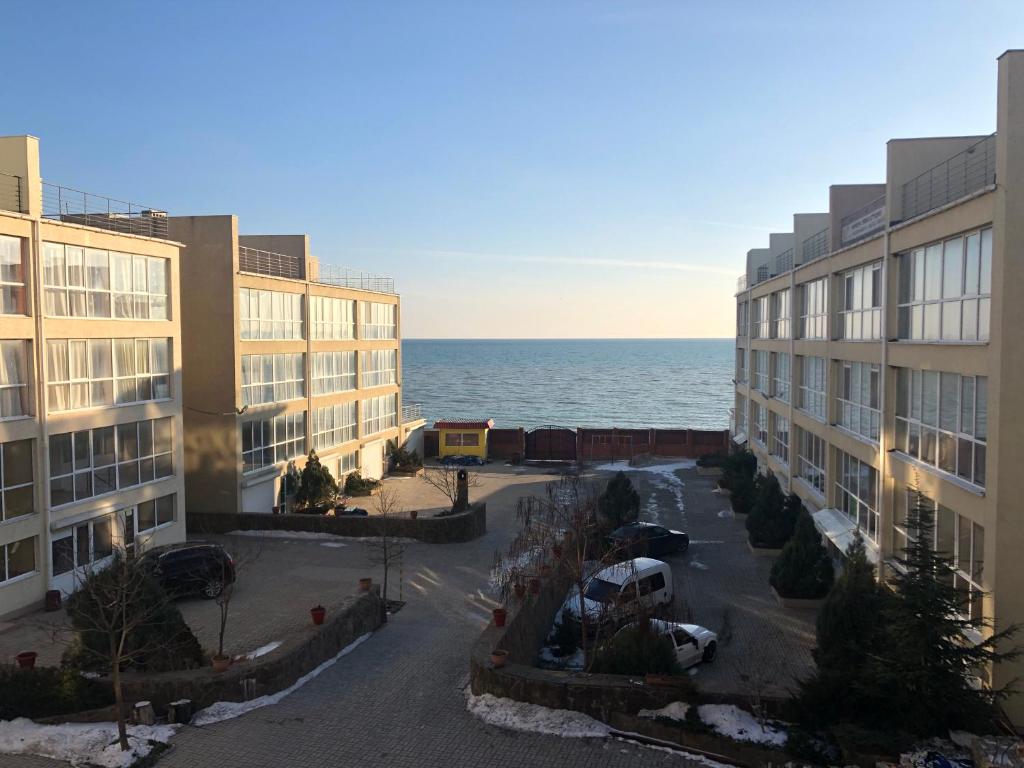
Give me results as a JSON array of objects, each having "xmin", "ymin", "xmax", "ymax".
[
  {"xmin": 167, "ymin": 215, "xmax": 423, "ymax": 516},
  {"xmin": 0, "ymin": 136, "xmax": 187, "ymax": 619},
  {"xmin": 732, "ymin": 50, "xmax": 1024, "ymax": 721}
]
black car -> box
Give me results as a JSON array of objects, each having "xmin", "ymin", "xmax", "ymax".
[
  {"xmin": 140, "ymin": 542, "xmax": 236, "ymax": 599},
  {"xmin": 607, "ymin": 522, "xmax": 689, "ymax": 558}
]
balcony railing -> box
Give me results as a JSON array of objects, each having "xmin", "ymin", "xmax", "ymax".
[
  {"xmin": 901, "ymin": 133, "xmax": 996, "ymax": 222},
  {"xmin": 801, "ymin": 227, "xmax": 829, "ymax": 264},
  {"xmin": 401, "ymin": 403, "xmax": 423, "ymax": 422},
  {"xmin": 42, "ymin": 181, "xmax": 168, "ymax": 238},
  {"xmin": 0, "ymin": 172, "xmax": 24, "ymax": 214},
  {"xmin": 238, "ymin": 246, "xmax": 305, "ymax": 279},
  {"xmin": 774, "ymin": 247, "xmax": 793, "ymax": 275},
  {"xmin": 755, "ymin": 264, "xmax": 770, "ymax": 284},
  {"xmin": 840, "ymin": 194, "xmax": 886, "ymax": 246},
  {"xmin": 736, "ymin": 274, "xmax": 748, "ymax": 293},
  {"xmin": 313, "ymin": 262, "xmax": 395, "ymax": 294}
]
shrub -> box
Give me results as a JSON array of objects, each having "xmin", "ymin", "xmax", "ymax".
[
  {"xmin": 547, "ymin": 615, "xmax": 579, "ymax": 657},
  {"xmin": 728, "ymin": 471, "xmax": 757, "ymax": 515},
  {"xmin": 295, "ymin": 451, "xmax": 339, "ymax": 510},
  {"xmin": 720, "ymin": 449, "xmax": 756, "ymax": 491},
  {"xmin": 344, "ymin": 472, "xmax": 380, "ymax": 496},
  {"xmin": 597, "ymin": 471, "xmax": 640, "ymax": 530},
  {"xmin": 746, "ymin": 475, "xmax": 799, "ymax": 548},
  {"xmin": 0, "ymin": 666, "xmax": 113, "ymax": 720},
  {"xmin": 391, "ymin": 446, "xmax": 422, "ymax": 470},
  {"xmin": 590, "ymin": 620, "xmax": 682, "ymax": 676},
  {"xmin": 770, "ymin": 510, "xmax": 834, "ymax": 599},
  {"xmin": 696, "ymin": 453, "xmax": 728, "ymax": 469}
]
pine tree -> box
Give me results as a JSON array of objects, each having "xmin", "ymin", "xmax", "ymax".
[
  {"xmin": 770, "ymin": 509, "xmax": 834, "ymax": 599},
  {"xmin": 745, "ymin": 474, "xmax": 798, "ymax": 547},
  {"xmin": 295, "ymin": 450, "xmax": 339, "ymax": 511},
  {"xmin": 597, "ymin": 471, "xmax": 640, "ymax": 530}
]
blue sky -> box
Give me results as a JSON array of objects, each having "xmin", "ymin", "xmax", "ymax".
[{"xmin": 7, "ymin": 2, "xmax": 1023, "ymax": 337}]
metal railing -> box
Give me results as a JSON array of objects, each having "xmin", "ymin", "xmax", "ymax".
[
  {"xmin": 840, "ymin": 194, "xmax": 886, "ymax": 246},
  {"xmin": 801, "ymin": 227, "xmax": 829, "ymax": 264},
  {"xmin": 901, "ymin": 133, "xmax": 996, "ymax": 221},
  {"xmin": 736, "ymin": 274, "xmax": 748, "ymax": 293},
  {"xmin": 401, "ymin": 403, "xmax": 423, "ymax": 422},
  {"xmin": 0, "ymin": 172, "xmax": 23, "ymax": 214},
  {"xmin": 755, "ymin": 264, "xmax": 770, "ymax": 284},
  {"xmin": 313, "ymin": 262, "xmax": 395, "ymax": 294},
  {"xmin": 42, "ymin": 181, "xmax": 168, "ymax": 238},
  {"xmin": 774, "ymin": 247, "xmax": 793, "ymax": 275},
  {"xmin": 238, "ymin": 246, "xmax": 305, "ymax": 279}
]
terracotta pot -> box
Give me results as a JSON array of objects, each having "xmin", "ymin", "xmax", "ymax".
[
  {"xmin": 492, "ymin": 607, "xmax": 507, "ymax": 627},
  {"xmin": 15, "ymin": 651, "xmax": 37, "ymax": 670},
  {"xmin": 211, "ymin": 655, "xmax": 231, "ymax": 673},
  {"xmin": 44, "ymin": 590, "xmax": 62, "ymax": 612},
  {"xmin": 311, "ymin": 606, "xmax": 326, "ymax": 625},
  {"xmin": 358, "ymin": 577, "xmax": 373, "ymax": 592},
  {"xmin": 540, "ymin": 564, "xmax": 553, "ymax": 578},
  {"xmin": 529, "ymin": 577, "xmax": 541, "ymax": 595},
  {"xmin": 490, "ymin": 649, "xmax": 509, "ymax": 668},
  {"xmin": 551, "ymin": 545, "xmax": 562, "ymax": 559},
  {"xmin": 410, "ymin": 510, "xmax": 418, "ymax": 520},
  {"xmin": 513, "ymin": 583, "xmax": 526, "ymax": 600}
]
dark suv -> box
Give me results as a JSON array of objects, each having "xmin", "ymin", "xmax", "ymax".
[
  {"xmin": 607, "ymin": 522, "xmax": 689, "ymax": 558},
  {"xmin": 140, "ymin": 542, "xmax": 235, "ymax": 599}
]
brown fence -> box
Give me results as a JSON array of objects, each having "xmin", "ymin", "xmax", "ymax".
[{"xmin": 487, "ymin": 428, "xmax": 525, "ymax": 460}]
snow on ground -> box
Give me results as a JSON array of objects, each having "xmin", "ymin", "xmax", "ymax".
[
  {"xmin": 0, "ymin": 719, "xmax": 176, "ymax": 768},
  {"xmin": 192, "ymin": 633, "xmax": 371, "ymax": 726},
  {"xmin": 696, "ymin": 704, "xmax": 787, "ymax": 747},
  {"xmin": 538, "ymin": 645, "xmax": 584, "ymax": 670},
  {"xmin": 594, "ymin": 460, "xmax": 694, "ymax": 524},
  {"xmin": 716, "ymin": 509, "xmax": 734, "ymax": 519},
  {"xmin": 689, "ymin": 559, "xmax": 709, "ymax": 570},
  {"xmin": 489, "ymin": 545, "xmax": 543, "ymax": 593},
  {"xmin": 638, "ymin": 701, "xmax": 690, "ymax": 721},
  {"xmin": 240, "ymin": 640, "xmax": 281, "ymax": 660},
  {"xmin": 467, "ymin": 694, "xmax": 610, "ymax": 738},
  {"xmin": 227, "ymin": 530, "xmax": 416, "ymax": 544}
]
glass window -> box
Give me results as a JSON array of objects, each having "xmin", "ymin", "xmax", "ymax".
[
  {"xmin": 360, "ymin": 349, "xmax": 397, "ymax": 389},
  {"xmin": 239, "ymin": 288, "xmax": 303, "ymax": 340},
  {"xmin": 750, "ymin": 401, "xmax": 767, "ymax": 446},
  {"xmin": 311, "ymin": 351, "xmax": 356, "ymax": 395},
  {"xmin": 361, "ymin": 394, "xmax": 397, "ymax": 436},
  {"xmin": 798, "ymin": 277, "xmax": 827, "ymax": 339},
  {"xmin": 798, "ymin": 356, "xmax": 826, "ymax": 421},
  {"xmin": 838, "ymin": 262, "xmax": 882, "ymax": 340},
  {"xmin": 241, "ymin": 353, "xmax": 305, "ymax": 406},
  {"xmin": 736, "ymin": 301, "xmax": 749, "ymax": 337},
  {"xmin": 751, "ymin": 296, "xmax": 769, "ymax": 339},
  {"xmin": 1, "ymin": 439, "xmax": 34, "ymax": 521},
  {"xmin": 0, "ymin": 235, "xmax": 26, "ymax": 315},
  {"xmin": 241, "ymin": 412, "xmax": 306, "ymax": 473},
  {"xmin": 796, "ymin": 429, "xmax": 826, "ymax": 495},
  {"xmin": 310, "ymin": 296, "xmax": 356, "ymax": 340},
  {"xmin": 313, "ymin": 402, "xmax": 358, "ymax": 451},
  {"xmin": 43, "ymin": 244, "xmax": 167, "ymax": 320},
  {"xmin": 751, "ymin": 350, "xmax": 768, "ymax": 393},
  {"xmin": 2, "ymin": 537, "xmax": 36, "ymax": 583},
  {"xmin": 771, "ymin": 289, "xmax": 790, "ymax": 339},
  {"xmin": 835, "ymin": 450, "xmax": 878, "ymax": 541},
  {"xmin": 769, "ymin": 412, "xmax": 789, "ymax": 462},
  {"xmin": 836, "ymin": 361, "xmax": 880, "ymax": 441},
  {"xmin": 0, "ymin": 340, "xmax": 29, "ymax": 419},
  {"xmin": 770, "ymin": 352, "xmax": 790, "ymax": 403},
  {"xmin": 359, "ymin": 302, "xmax": 397, "ymax": 340}
]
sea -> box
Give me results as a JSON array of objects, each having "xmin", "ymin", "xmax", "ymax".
[{"xmin": 401, "ymin": 339, "xmax": 733, "ymax": 431}]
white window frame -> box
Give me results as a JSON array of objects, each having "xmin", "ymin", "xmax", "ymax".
[
  {"xmin": 836, "ymin": 360, "xmax": 880, "ymax": 441},
  {"xmin": 838, "ymin": 262, "xmax": 882, "ymax": 340},
  {"xmin": 751, "ymin": 350, "xmax": 768, "ymax": 394},
  {"xmin": 239, "ymin": 288, "xmax": 304, "ymax": 340},
  {"xmin": 796, "ymin": 428, "xmax": 826, "ymax": 496},
  {"xmin": 241, "ymin": 353, "xmax": 305, "ymax": 407},
  {"xmin": 769, "ymin": 412, "xmax": 789, "ymax": 463},
  {"xmin": 43, "ymin": 243, "xmax": 168, "ymax": 320},
  {"xmin": 770, "ymin": 352, "xmax": 790, "ymax": 403},
  {"xmin": 0, "ymin": 536, "xmax": 36, "ymax": 584},
  {"xmin": 0, "ymin": 235, "xmax": 26, "ymax": 315},
  {"xmin": 360, "ymin": 349, "xmax": 397, "ymax": 389},
  {"xmin": 312, "ymin": 352, "xmax": 356, "ymax": 395},
  {"xmin": 359, "ymin": 302, "xmax": 396, "ymax": 340},
  {"xmin": 797, "ymin": 355, "xmax": 826, "ymax": 421},
  {"xmin": 241, "ymin": 412, "xmax": 306, "ymax": 473},
  {"xmin": 47, "ymin": 338, "xmax": 171, "ymax": 413},
  {"xmin": 313, "ymin": 402, "xmax": 357, "ymax": 451},
  {"xmin": 0, "ymin": 439, "xmax": 34, "ymax": 522},
  {"xmin": 798, "ymin": 277, "xmax": 827, "ymax": 339},
  {"xmin": 0, "ymin": 340, "xmax": 30, "ymax": 420},
  {"xmin": 362, "ymin": 394, "xmax": 397, "ymax": 436},
  {"xmin": 751, "ymin": 296, "xmax": 769, "ymax": 339},
  {"xmin": 310, "ymin": 296, "xmax": 356, "ymax": 340},
  {"xmin": 771, "ymin": 288, "xmax": 790, "ymax": 339},
  {"xmin": 835, "ymin": 449, "xmax": 878, "ymax": 542}
]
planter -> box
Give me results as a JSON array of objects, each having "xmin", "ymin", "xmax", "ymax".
[
  {"xmin": 529, "ymin": 577, "xmax": 541, "ymax": 596},
  {"xmin": 391, "ymin": 467, "xmax": 425, "ymax": 478},
  {"xmin": 358, "ymin": 577, "xmax": 373, "ymax": 592},
  {"xmin": 747, "ymin": 540, "xmax": 784, "ymax": 557},
  {"xmin": 211, "ymin": 655, "xmax": 231, "ymax": 673},
  {"xmin": 770, "ymin": 586, "xmax": 827, "ymax": 610},
  {"xmin": 311, "ymin": 605, "xmax": 326, "ymax": 625},
  {"xmin": 539, "ymin": 564, "xmax": 553, "ymax": 578},
  {"xmin": 44, "ymin": 590, "xmax": 62, "ymax": 612},
  {"xmin": 492, "ymin": 608, "xmax": 507, "ymax": 627},
  {"xmin": 490, "ymin": 649, "xmax": 509, "ymax": 668},
  {"xmin": 513, "ymin": 583, "xmax": 526, "ymax": 600},
  {"xmin": 15, "ymin": 651, "xmax": 37, "ymax": 670},
  {"xmin": 410, "ymin": 510, "xmax": 418, "ymax": 520}
]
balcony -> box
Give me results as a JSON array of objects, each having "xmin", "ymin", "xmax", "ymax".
[
  {"xmin": 401, "ymin": 403, "xmax": 423, "ymax": 422},
  {"xmin": 840, "ymin": 194, "xmax": 886, "ymax": 247},
  {"xmin": 900, "ymin": 133, "xmax": 996, "ymax": 222},
  {"xmin": 238, "ymin": 246, "xmax": 304, "ymax": 279},
  {"xmin": 0, "ymin": 172, "xmax": 24, "ymax": 214},
  {"xmin": 801, "ymin": 227, "xmax": 829, "ymax": 264},
  {"xmin": 736, "ymin": 274, "xmax": 748, "ymax": 293},
  {"xmin": 42, "ymin": 181, "xmax": 168, "ymax": 238}
]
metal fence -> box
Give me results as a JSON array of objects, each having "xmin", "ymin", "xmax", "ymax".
[
  {"xmin": 736, "ymin": 274, "xmax": 747, "ymax": 293},
  {"xmin": 313, "ymin": 262, "xmax": 395, "ymax": 294},
  {"xmin": 42, "ymin": 181, "xmax": 168, "ymax": 238},
  {"xmin": 901, "ymin": 133, "xmax": 996, "ymax": 221},
  {"xmin": 401, "ymin": 403, "xmax": 423, "ymax": 422},
  {"xmin": 238, "ymin": 246, "xmax": 305, "ymax": 279},
  {"xmin": 801, "ymin": 227, "xmax": 829, "ymax": 264},
  {"xmin": 0, "ymin": 172, "xmax": 23, "ymax": 214},
  {"xmin": 774, "ymin": 247, "xmax": 793, "ymax": 275},
  {"xmin": 755, "ymin": 264, "xmax": 770, "ymax": 284}
]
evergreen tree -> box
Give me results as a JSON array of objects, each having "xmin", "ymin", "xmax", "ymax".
[
  {"xmin": 745, "ymin": 474, "xmax": 798, "ymax": 547},
  {"xmin": 295, "ymin": 450, "xmax": 339, "ymax": 510},
  {"xmin": 597, "ymin": 471, "xmax": 640, "ymax": 530},
  {"xmin": 770, "ymin": 510, "xmax": 834, "ymax": 599}
]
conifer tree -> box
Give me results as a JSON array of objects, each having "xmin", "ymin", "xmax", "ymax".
[
  {"xmin": 770, "ymin": 509, "xmax": 834, "ymax": 599},
  {"xmin": 745, "ymin": 474, "xmax": 798, "ymax": 547},
  {"xmin": 295, "ymin": 450, "xmax": 339, "ymax": 510},
  {"xmin": 597, "ymin": 471, "xmax": 640, "ymax": 530}
]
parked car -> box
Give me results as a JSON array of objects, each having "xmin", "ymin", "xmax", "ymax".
[
  {"xmin": 333, "ymin": 503, "xmax": 368, "ymax": 516},
  {"xmin": 140, "ymin": 542, "xmax": 235, "ymax": 599},
  {"xmin": 440, "ymin": 455, "xmax": 485, "ymax": 466},
  {"xmin": 607, "ymin": 522, "xmax": 689, "ymax": 558},
  {"xmin": 617, "ymin": 618, "xmax": 718, "ymax": 667},
  {"xmin": 561, "ymin": 557, "xmax": 674, "ymax": 633}
]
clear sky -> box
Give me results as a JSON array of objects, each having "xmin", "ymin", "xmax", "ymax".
[{"xmin": 7, "ymin": 2, "xmax": 1023, "ymax": 338}]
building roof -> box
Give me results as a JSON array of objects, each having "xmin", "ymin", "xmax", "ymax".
[{"xmin": 433, "ymin": 418, "xmax": 494, "ymax": 430}]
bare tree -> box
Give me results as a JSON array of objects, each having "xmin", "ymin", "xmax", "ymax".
[
  {"xmin": 212, "ymin": 538, "xmax": 261, "ymax": 665},
  {"xmin": 422, "ymin": 464, "xmax": 481, "ymax": 515},
  {"xmin": 367, "ymin": 485, "xmax": 408, "ymax": 604}
]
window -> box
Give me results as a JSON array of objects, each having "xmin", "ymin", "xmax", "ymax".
[
  {"xmin": 43, "ymin": 244, "xmax": 167, "ymax": 320},
  {"xmin": 239, "ymin": 288, "xmax": 303, "ymax": 340},
  {"xmin": 734, "ymin": 395, "xmax": 747, "ymax": 435},
  {"xmin": 0, "ymin": 235, "xmax": 26, "ymax": 314},
  {"xmin": 313, "ymin": 402, "xmax": 357, "ymax": 450},
  {"xmin": 241, "ymin": 412, "xmax": 306, "ymax": 473},
  {"xmin": 1, "ymin": 439, "xmax": 33, "ymax": 521},
  {"xmin": 362, "ymin": 394, "xmax": 397, "ymax": 436},
  {"xmin": 338, "ymin": 451, "xmax": 358, "ymax": 477},
  {"xmin": 735, "ymin": 347, "xmax": 747, "ymax": 384},
  {"xmin": 838, "ymin": 262, "xmax": 881, "ymax": 340},
  {"xmin": 751, "ymin": 401, "xmax": 767, "ymax": 446},
  {"xmin": 837, "ymin": 361, "xmax": 880, "ymax": 441},
  {"xmin": 360, "ymin": 349, "xmax": 397, "ymax": 388},
  {"xmin": 360, "ymin": 302, "xmax": 396, "ymax": 340},
  {"xmin": 310, "ymin": 296, "xmax": 355, "ymax": 340},
  {"xmin": 770, "ymin": 352, "xmax": 790, "ymax": 403},
  {"xmin": 897, "ymin": 228, "xmax": 992, "ymax": 341},
  {"xmin": 736, "ymin": 301, "xmax": 748, "ymax": 337},
  {"xmin": 51, "ymin": 514, "xmax": 115, "ymax": 576},
  {"xmin": 311, "ymin": 352, "xmax": 356, "ymax": 395},
  {"xmin": 136, "ymin": 495, "xmax": 176, "ymax": 534},
  {"xmin": 798, "ymin": 356, "xmax": 826, "ymax": 421},
  {"xmin": 751, "ymin": 296, "xmax": 769, "ymax": 339},
  {"xmin": 796, "ymin": 429, "xmax": 826, "ymax": 495},
  {"xmin": 894, "ymin": 368, "xmax": 987, "ymax": 486},
  {"xmin": 0, "ymin": 340, "xmax": 29, "ymax": 419},
  {"xmin": 47, "ymin": 338, "xmax": 170, "ymax": 412},
  {"xmin": 1, "ymin": 537, "xmax": 35, "ymax": 583},
  {"xmin": 835, "ymin": 450, "xmax": 878, "ymax": 541},
  {"xmin": 48, "ymin": 418, "xmax": 174, "ymax": 507},
  {"xmin": 444, "ymin": 432, "xmax": 481, "ymax": 447},
  {"xmin": 797, "ymin": 277, "xmax": 828, "ymax": 339},
  {"xmin": 241, "ymin": 353, "xmax": 305, "ymax": 406},
  {"xmin": 771, "ymin": 288, "xmax": 790, "ymax": 339},
  {"xmin": 770, "ymin": 413, "xmax": 789, "ymax": 462},
  {"xmin": 751, "ymin": 350, "xmax": 768, "ymax": 393}
]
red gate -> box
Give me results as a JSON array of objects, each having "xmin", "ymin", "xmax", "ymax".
[{"xmin": 524, "ymin": 426, "xmax": 577, "ymax": 461}]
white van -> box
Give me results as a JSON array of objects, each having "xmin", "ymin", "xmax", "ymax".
[{"xmin": 561, "ymin": 557, "xmax": 674, "ymax": 631}]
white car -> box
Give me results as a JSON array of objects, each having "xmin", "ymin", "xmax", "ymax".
[
  {"xmin": 561, "ymin": 557, "xmax": 674, "ymax": 632},
  {"xmin": 617, "ymin": 618, "xmax": 718, "ymax": 668}
]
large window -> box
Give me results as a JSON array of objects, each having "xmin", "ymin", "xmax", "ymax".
[
  {"xmin": 239, "ymin": 288, "xmax": 303, "ymax": 340},
  {"xmin": 798, "ymin": 356, "xmax": 826, "ymax": 421},
  {"xmin": 362, "ymin": 394, "xmax": 396, "ymax": 436},
  {"xmin": 751, "ymin": 296, "xmax": 769, "ymax": 339},
  {"xmin": 0, "ymin": 439, "xmax": 33, "ymax": 522},
  {"xmin": 894, "ymin": 368, "xmax": 987, "ymax": 486},
  {"xmin": 751, "ymin": 401, "xmax": 767, "ymax": 446},
  {"xmin": 49, "ymin": 418, "xmax": 174, "ymax": 507},
  {"xmin": 796, "ymin": 429, "xmax": 826, "ymax": 495},
  {"xmin": 312, "ymin": 352, "xmax": 356, "ymax": 395},
  {"xmin": 798, "ymin": 277, "xmax": 827, "ymax": 339},
  {"xmin": 735, "ymin": 347, "xmax": 747, "ymax": 384},
  {"xmin": 43, "ymin": 244, "xmax": 168, "ymax": 320},
  {"xmin": 736, "ymin": 301, "xmax": 748, "ymax": 337},
  {"xmin": 0, "ymin": 537, "xmax": 35, "ymax": 584},
  {"xmin": 0, "ymin": 235, "xmax": 26, "ymax": 315},
  {"xmin": 897, "ymin": 228, "xmax": 992, "ymax": 342},
  {"xmin": 838, "ymin": 262, "xmax": 881, "ymax": 340},
  {"xmin": 771, "ymin": 288, "xmax": 790, "ymax": 339},
  {"xmin": 734, "ymin": 395, "xmax": 747, "ymax": 435},
  {"xmin": 0, "ymin": 340, "xmax": 29, "ymax": 419},
  {"xmin": 769, "ymin": 412, "xmax": 789, "ymax": 462},
  {"xmin": 337, "ymin": 451, "xmax": 358, "ymax": 477},
  {"xmin": 360, "ymin": 350, "xmax": 397, "ymax": 388},
  {"xmin": 751, "ymin": 350, "xmax": 768, "ymax": 393},
  {"xmin": 360, "ymin": 302, "xmax": 396, "ymax": 340},
  {"xmin": 47, "ymin": 338, "xmax": 171, "ymax": 412},
  {"xmin": 51, "ymin": 514, "xmax": 115, "ymax": 576},
  {"xmin": 135, "ymin": 495, "xmax": 176, "ymax": 537},
  {"xmin": 310, "ymin": 296, "xmax": 355, "ymax": 340},
  {"xmin": 835, "ymin": 450, "xmax": 878, "ymax": 541},
  {"xmin": 770, "ymin": 352, "xmax": 790, "ymax": 403},
  {"xmin": 241, "ymin": 412, "xmax": 306, "ymax": 473},
  {"xmin": 313, "ymin": 402, "xmax": 357, "ymax": 451},
  {"xmin": 837, "ymin": 361, "xmax": 880, "ymax": 441},
  {"xmin": 241, "ymin": 353, "xmax": 305, "ymax": 406}
]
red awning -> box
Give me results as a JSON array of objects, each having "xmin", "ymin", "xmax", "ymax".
[{"xmin": 433, "ymin": 419, "xmax": 494, "ymax": 430}]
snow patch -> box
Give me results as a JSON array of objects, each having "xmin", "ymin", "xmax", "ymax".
[
  {"xmin": 192, "ymin": 633, "xmax": 371, "ymax": 725},
  {"xmin": 638, "ymin": 701, "xmax": 690, "ymax": 721},
  {"xmin": 538, "ymin": 645, "xmax": 584, "ymax": 670},
  {"xmin": 467, "ymin": 693, "xmax": 609, "ymax": 738},
  {"xmin": 716, "ymin": 509, "xmax": 734, "ymax": 519},
  {"xmin": 689, "ymin": 560, "xmax": 709, "ymax": 570},
  {"xmin": 0, "ymin": 719, "xmax": 176, "ymax": 768},
  {"xmin": 489, "ymin": 545, "xmax": 543, "ymax": 593},
  {"xmin": 697, "ymin": 704, "xmax": 787, "ymax": 747},
  {"xmin": 240, "ymin": 641, "xmax": 281, "ymax": 661},
  {"xmin": 227, "ymin": 529, "xmax": 349, "ymax": 544}
]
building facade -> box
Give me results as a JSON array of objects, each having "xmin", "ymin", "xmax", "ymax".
[
  {"xmin": 0, "ymin": 135, "xmax": 187, "ymax": 619},
  {"xmin": 167, "ymin": 215, "xmax": 422, "ymax": 516},
  {"xmin": 732, "ymin": 51, "xmax": 1024, "ymax": 721}
]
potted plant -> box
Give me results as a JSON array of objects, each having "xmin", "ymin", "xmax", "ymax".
[
  {"xmin": 310, "ymin": 604, "xmax": 326, "ymax": 625},
  {"xmin": 492, "ymin": 607, "xmax": 507, "ymax": 627},
  {"xmin": 15, "ymin": 651, "xmax": 37, "ymax": 670},
  {"xmin": 490, "ymin": 649, "xmax": 509, "ymax": 668},
  {"xmin": 529, "ymin": 577, "xmax": 541, "ymax": 595},
  {"xmin": 211, "ymin": 653, "xmax": 231, "ymax": 673},
  {"xmin": 358, "ymin": 577, "xmax": 373, "ymax": 592}
]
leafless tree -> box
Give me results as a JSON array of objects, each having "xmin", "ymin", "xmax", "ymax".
[
  {"xmin": 421, "ymin": 464, "xmax": 481, "ymax": 514},
  {"xmin": 212, "ymin": 538, "xmax": 261, "ymax": 664},
  {"xmin": 367, "ymin": 485, "xmax": 408, "ymax": 604},
  {"xmin": 731, "ymin": 654, "xmax": 787, "ymax": 732}
]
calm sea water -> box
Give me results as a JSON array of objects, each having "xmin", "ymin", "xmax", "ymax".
[{"xmin": 401, "ymin": 339, "xmax": 733, "ymax": 430}]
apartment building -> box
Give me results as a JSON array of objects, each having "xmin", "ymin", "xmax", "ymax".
[
  {"xmin": 0, "ymin": 136, "xmax": 186, "ymax": 618},
  {"xmin": 167, "ymin": 215, "xmax": 423, "ymax": 516},
  {"xmin": 732, "ymin": 50, "xmax": 1024, "ymax": 721}
]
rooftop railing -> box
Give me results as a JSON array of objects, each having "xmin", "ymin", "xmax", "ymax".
[
  {"xmin": 238, "ymin": 246, "xmax": 305, "ymax": 279},
  {"xmin": 774, "ymin": 247, "xmax": 793, "ymax": 275},
  {"xmin": 401, "ymin": 403, "xmax": 423, "ymax": 422},
  {"xmin": 313, "ymin": 262, "xmax": 395, "ymax": 294},
  {"xmin": 42, "ymin": 181, "xmax": 168, "ymax": 238},
  {"xmin": 736, "ymin": 274, "xmax": 748, "ymax": 293},
  {"xmin": 801, "ymin": 227, "xmax": 829, "ymax": 264},
  {"xmin": 0, "ymin": 172, "xmax": 24, "ymax": 214},
  {"xmin": 755, "ymin": 264, "xmax": 770, "ymax": 284},
  {"xmin": 840, "ymin": 194, "xmax": 886, "ymax": 246},
  {"xmin": 901, "ymin": 133, "xmax": 996, "ymax": 222}
]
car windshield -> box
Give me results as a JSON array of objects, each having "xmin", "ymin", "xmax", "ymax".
[{"xmin": 583, "ymin": 577, "xmax": 620, "ymax": 604}]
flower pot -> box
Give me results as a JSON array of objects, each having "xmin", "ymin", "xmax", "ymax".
[
  {"xmin": 513, "ymin": 583, "xmax": 526, "ymax": 600},
  {"xmin": 529, "ymin": 577, "xmax": 541, "ymax": 595},
  {"xmin": 490, "ymin": 649, "xmax": 509, "ymax": 668},
  {"xmin": 410, "ymin": 510, "xmax": 418, "ymax": 520},
  {"xmin": 211, "ymin": 655, "xmax": 231, "ymax": 673},
  {"xmin": 311, "ymin": 606, "xmax": 326, "ymax": 625},
  {"xmin": 540, "ymin": 564, "xmax": 553, "ymax": 578},
  {"xmin": 551, "ymin": 545, "xmax": 562, "ymax": 559},
  {"xmin": 358, "ymin": 577, "xmax": 373, "ymax": 592},
  {"xmin": 15, "ymin": 651, "xmax": 37, "ymax": 670},
  {"xmin": 492, "ymin": 607, "xmax": 507, "ymax": 627},
  {"xmin": 44, "ymin": 590, "xmax": 62, "ymax": 612}
]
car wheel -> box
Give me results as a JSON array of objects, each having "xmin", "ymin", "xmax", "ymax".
[
  {"xmin": 702, "ymin": 641, "xmax": 717, "ymax": 663},
  {"xmin": 201, "ymin": 578, "xmax": 225, "ymax": 599}
]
